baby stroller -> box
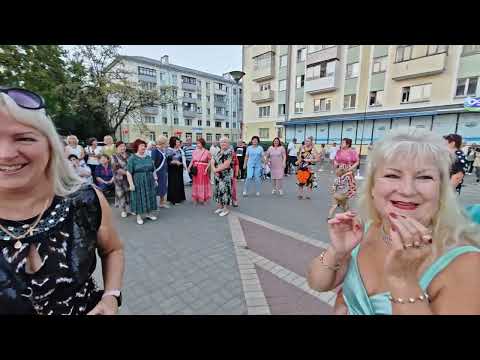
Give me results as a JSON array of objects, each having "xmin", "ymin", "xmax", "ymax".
[{"xmin": 262, "ymin": 163, "xmax": 271, "ymax": 182}]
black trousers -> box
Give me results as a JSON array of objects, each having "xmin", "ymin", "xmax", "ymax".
[{"xmin": 238, "ymin": 157, "xmax": 246, "ymax": 179}]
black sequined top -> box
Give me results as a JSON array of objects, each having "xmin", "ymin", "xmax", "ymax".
[{"xmin": 0, "ymin": 185, "xmax": 102, "ymax": 315}]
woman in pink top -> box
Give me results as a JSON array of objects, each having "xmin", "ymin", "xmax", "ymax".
[
  {"xmin": 265, "ymin": 137, "xmax": 287, "ymax": 195},
  {"xmin": 334, "ymin": 137, "xmax": 359, "ymax": 198},
  {"xmin": 188, "ymin": 138, "xmax": 212, "ymax": 205}
]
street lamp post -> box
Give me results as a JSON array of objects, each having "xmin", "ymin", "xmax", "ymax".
[
  {"xmin": 229, "ymin": 71, "xmax": 245, "ymax": 142},
  {"xmin": 356, "ymin": 97, "xmax": 369, "ymax": 180}
]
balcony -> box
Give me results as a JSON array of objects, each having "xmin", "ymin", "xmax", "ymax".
[
  {"xmin": 214, "ymin": 113, "xmax": 226, "ymax": 120},
  {"xmin": 252, "ymin": 63, "xmax": 275, "ymax": 82},
  {"xmin": 183, "ymin": 109, "xmax": 199, "ymax": 118},
  {"xmin": 182, "ymin": 82, "xmax": 198, "ymax": 91},
  {"xmin": 306, "ymin": 46, "xmax": 340, "ymax": 67},
  {"xmin": 182, "ymin": 97, "xmax": 198, "ymax": 103},
  {"xmin": 251, "ymin": 89, "xmax": 274, "ymax": 103},
  {"xmin": 251, "ymin": 45, "xmax": 276, "ymax": 58},
  {"xmin": 391, "ymin": 53, "xmax": 447, "ymax": 81},
  {"xmin": 305, "ymin": 76, "xmax": 337, "ymax": 94},
  {"xmin": 214, "ymin": 87, "xmax": 228, "ymax": 95},
  {"xmin": 142, "ymin": 106, "xmax": 159, "ymax": 115},
  {"xmin": 214, "ymin": 98, "xmax": 228, "ymax": 106}
]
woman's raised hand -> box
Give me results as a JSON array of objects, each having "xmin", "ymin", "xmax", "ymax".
[{"xmin": 327, "ymin": 211, "xmax": 364, "ymax": 257}]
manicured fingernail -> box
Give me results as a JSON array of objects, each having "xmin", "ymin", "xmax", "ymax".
[{"xmin": 389, "ymin": 212, "xmax": 397, "ymax": 219}]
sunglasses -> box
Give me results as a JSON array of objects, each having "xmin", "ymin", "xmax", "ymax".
[{"xmin": 0, "ymin": 87, "xmax": 46, "ymax": 110}]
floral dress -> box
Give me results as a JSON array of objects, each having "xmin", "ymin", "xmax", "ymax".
[
  {"xmin": 213, "ymin": 148, "xmax": 233, "ymax": 206},
  {"xmin": 335, "ymin": 148, "xmax": 359, "ymax": 198},
  {"xmin": 296, "ymin": 147, "xmax": 316, "ymax": 188},
  {"xmin": 112, "ymin": 152, "xmax": 130, "ymax": 212}
]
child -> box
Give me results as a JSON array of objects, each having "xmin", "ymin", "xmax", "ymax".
[{"xmin": 328, "ymin": 167, "xmax": 352, "ymax": 220}]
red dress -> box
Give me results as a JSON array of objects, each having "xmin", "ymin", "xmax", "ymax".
[{"xmin": 191, "ymin": 149, "xmax": 212, "ymax": 202}]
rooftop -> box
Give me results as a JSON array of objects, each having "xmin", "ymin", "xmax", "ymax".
[{"xmin": 116, "ymin": 55, "xmax": 241, "ymax": 86}]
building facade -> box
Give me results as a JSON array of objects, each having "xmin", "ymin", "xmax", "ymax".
[
  {"xmin": 242, "ymin": 45, "xmax": 480, "ymax": 151},
  {"xmin": 111, "ymin": 55, "xmax": 243, "ymax": 144}
]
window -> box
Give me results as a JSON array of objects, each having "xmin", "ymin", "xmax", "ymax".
[
  {"xmin": 184, "ymin": 92, "xmax": 193, "ymax": 98},
  {"xmin": 233, "ymin": 88, "xmax": 237, "ymax": 95},
  {"xmin": 138, "ymin": 66, "xmax": 156, "ymax": 77},
  {"xmin": 463, "ymin": 45, "xmax": 480, "ymax": 56},
  {"xmin": 233, "ymin": 111, "xmax": 237, "ymax": 118},
  {"xmin": 197, "ymin": 80, "xmax": 201, "ymax": 87},
  {"xmin": 456, "ymin": 77, "xmax": 478, "ymax": 97},
  {"xmin": 206, "ymin": 82, "xmax": 210, "ymax": 90},
  {"xmin": 182, "ymin": 76, "xmax": 197, "ymax": 85},
  {"xmin": 296, "ymin": 48, "xmax": 306, "ymax": 62},
  {"xmin": 162, "ymin": 117, "xmax": 168, "ymax": 125},
  {"xmin": 346, "ymin": 62, "xmax": 359, "ymax": 78},
  {"xmin": 206, "ymin": 133, "xmax": 212, "ymax": 142},
  {"xmin": 280, "ymin": 55, "xmax": 288, "ymax": 67},
  {"xmin": 313, "ymin": 98, "xmax": 331, "ymax": 112},
  {"xmin": 278, "ymin": 104, "xmax": 286, "ymax": 115},
  {"xmin": 173, "ymin": 104, "xmax": 178, "ymax": 111},
  {"xmin": 206, "ymin": 120, "xmax": 211, "ymax": 127},
  {"xmin": 197, "ymin": 106, "xmax": 202, "ymax": 113},
  {"xmin": 198, "ymin": 94, "xmax": 202, "ymax": 100},
  {"xmin": 344, "ymin": 94, "xmax": 356, "ymax": 109},
  {"xmin": 401, "ymin": 84, "xmax": 432, "ymax": 103},
  {"xmin": 148, "ymin": 132, "xmax": 156, "ymax": 141},
  {"xmin": 296, "ymin": 75, "xmax": 305, "ymax": 89},
  {"xmin": 226, "ymin": 110, "xmax": 229, "ymax": 116},
  {"xmin": 395, "ymin": 45, "xmax": 414, "ymax": 62},
  {"xmin": 172, "ymin": 89, "xmax": 177, "ymax": 97},
  {"xmin": 225, "ymin": 87, "xmax": 229, "ymax": 93},
  {"xmin": 163, "ymin": 132, "xmax": 168, "ymax": 138},
  {"xmin": 160, "ymin": 104, "xmax": 167, "ymax": 110},
  {"xmin": 226, "ymin": 122, "xmax": 230, "ymax": 128},
  {"xmin": 215, "ymin": 122, "xmax": 222, "ymax": 128},
  {"xmin": 306, "ymin": 60, "xmax": 335, "ymax": 80},
  {"xmin": 295, "ymin": 101, "xmax": 304, "ymax": 113},
  {"xmin": 427, "ymin": 45, "xmax": 448, "ymax": 55},
  {"xmin": 207, "ymin": 95, "xmax": 211, "ymax": 102},
  {"xmin": 173, "ymin": 117, "xmax": 179, "ymax": 125},
  {"xmin": 196, "ymin": 133, "xmax": 202, "ymax": 140},
  {"xmin": 207, "ymin": 108, "xmax": 211, "ymax": 115},
  {"xmin": 308, "ymin": 45, "xmax": 335, "ymax": 53},
  {"xmin": 372, "ymin": 56, "xmax": 387, "ymax": 73},
  {"xmin": 369, "ymin": 91, "xmax": 384, "ymax": 106},
  {"xmin": 159, "ymin": 72, "xmax": 165, "ymax": 81},
  {"xmin": 253, "ymin": 52, "xmax": 273, "ymax": 70},
  {"xmin": 258, "ymin": 106, "xmax": 271, "ymax": 117},
  {"xmin": 215, "ymin": 107, "xmax": 225, "ymax": 115},
  {"xmin": 259, "ymin": 83, "xmax": 271, "ymax": 91},
  {"xmin": 198, "ymin": 120, "xmax": 202, "ymax": 126},
  {"xmin": 171, "ymin": 74, "xmax": 177, "ymax": 83},
  {"xmin": 259, "ymin": 128, "xmax": 269, "ymax": 139},
  {"xmin": 233, "ymin": 122, "xmax": 237, "ymax": 128},
  {"xmin": 160, "ymin": 89, "xmax": 167, "ymax": 96},
  {"xmin": 215, "ymin": 134, "xmax": 221, "ymax": 141},
  {"xmin": 144, "ymin": 116, "xmax": 155, "ymax": 123},
  {"xmin": 139, "ymin": 81, "xmax": 157, "ymax": 90},
  {"xmin": 279, "ymin": 79, "xmax": 287, "ymax": 91},
  {"xmin": 185, "ymin": 119, "xmax": 192, "ymax": 126}
]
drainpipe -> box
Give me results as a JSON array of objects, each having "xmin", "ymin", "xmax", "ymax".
[{"xmin": 284, "ymin": 45, "xmax": 292, "ymax": 143}]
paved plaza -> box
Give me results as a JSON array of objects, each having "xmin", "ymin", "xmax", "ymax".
[{"xmin": 94, "ymin": 160, "xmax": 480, "ymax": 315}]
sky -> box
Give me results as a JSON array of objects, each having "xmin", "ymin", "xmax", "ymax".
[{"xmin": 121, "ymin": 45, "xmax": 242, "ymax": 76}]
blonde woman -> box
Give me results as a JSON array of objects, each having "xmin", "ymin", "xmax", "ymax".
[
  {"xmin": 65, "ymin": 134, "xmax": 85, "ymax": 161},
  {"xmin": 308, "ymin": 128, "xmax": 480, "ymax": 315},
  {"xmin": 0, "ymin": 87, "xmax": 124, "ymax": 315},
  {"xmin": 102, "ymin": 135, "xmax": 116, "ymax": 158},
  {"xmin": 151, "ymin": 136, "xmax": 169, "ymax": 208}
]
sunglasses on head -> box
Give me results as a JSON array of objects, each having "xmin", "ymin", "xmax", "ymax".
[{"xmin": 0, "ymin": 87, "xmax": 46, "ymax": 110}]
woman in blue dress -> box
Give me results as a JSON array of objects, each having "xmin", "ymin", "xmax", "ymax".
[
  {"xmin": 151, "ymin": 136, "xmax": 169, "ymax": 209},
  {"xmin": 242, "ymin": 136, "xmax": 264, "ymax": 197},
  {"xmin": 94, "ymin": 154, "xmax": 114, "ymax": 192},
  {"xmin": 307, "ymin": 128, "xmax": 480, "ymax": 315}
]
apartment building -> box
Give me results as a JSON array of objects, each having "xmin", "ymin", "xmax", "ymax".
[
  {"xmin": 110, "ymin": 55, "xmax": 243, "ymax": 144},
  {"xmin": 242, "ymin": 45, "xmax": 480, "ymax": 151}
]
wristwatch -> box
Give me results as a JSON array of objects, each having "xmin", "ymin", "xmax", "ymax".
[{"xmin": 102, "ymin": 289, "xmax": 122, "ymax": 307}]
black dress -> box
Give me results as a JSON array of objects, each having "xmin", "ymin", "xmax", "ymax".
[
  {"xmin": 0, "ymin": 185, "xmax": 103, "ymax": 315},
  {"xmin": 166, "ymin": 148, "xmax": 186, "ymax": 205}
]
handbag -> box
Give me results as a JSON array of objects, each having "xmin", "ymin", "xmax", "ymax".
[{"xmin": 190, "ymin": 150, "xmax": 206, "ymax": 177}]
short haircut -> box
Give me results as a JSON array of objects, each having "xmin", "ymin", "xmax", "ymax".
[
  {"xmin": 443, "ymin": 134, "xmax": 462, "ymax": 149},
  {"xmin": 99, "ymin": 154, "xmax": 110, "ymax": 161},
  {"xmin": 197, "ymin": 137, "xmax": 207, "ymax": 148},
  {"xmin": 68, "ymin": 154, "xmax": 79, "ymax": 161},
  {"xmin": 251, "ymin": 136, "xmax": 260, "ymax": 143},
  {"xmin": 342, "ymin": 138, "xmax": 353, "ymax": 147},
  {"xmin": 156, "ymin": 135, "xmax": 168, "ymax": 146},
  {"xmin": 115, "ymin": 141, "xmax": 124, "ymax": 148},
  {"xmin": 132, "ymin": 138, "xmax": 147, "ymax": 153},
  {"xmin": 87, "ymin": 137, "xmax": 97, "ymax": 146}
]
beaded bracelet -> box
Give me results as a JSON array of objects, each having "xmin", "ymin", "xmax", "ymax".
[
  {"xmin": 318, "ymin": 250, "xmax": 341, "ymax": 271},
  {"xmin": 388, "ymin": 292, "xmax": 430, "ymax": 304}
]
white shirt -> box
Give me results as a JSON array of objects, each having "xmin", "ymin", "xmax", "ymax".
[
  {"xmin": 86, "ymin": 146, "xmax": 102, "ymax": 165},
  {"xmin": 329, "ymin": 146, "xmax": 338, "ymax": 160},
  {"xmin": 287, "ymin": 142, "xmax": 297, "ymax": 157}
]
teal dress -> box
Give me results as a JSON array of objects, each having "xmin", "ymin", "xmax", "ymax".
[
  {"xmin": 465, "ymin": 204, "xmax": 480, "ymax": 224},
  {"xmin": 127, "ymin": 154, "xmax": 157, "ymax": 215}
]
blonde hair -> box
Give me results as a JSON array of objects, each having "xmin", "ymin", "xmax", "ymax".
[
  {"xmin": 104, "ymin": 135, "xmax": 113, "ymax": 144},
  {"xmin": 66, "ymin": 135, "xmax": 79, "ymax": 146},
  {"xmin": 0, "ymin": 93, "xmax": 83, "ymax": 197},
  {"xmin": 357, "ymin": 127, "xmax": 480, "ymax": 255},
  {"xmin": 156, "ymin": 135, "xmax": 168, "ymax": 146},
  {"xmin": 219, "ymin": 136, "xmax": 230, "ymax": 144}
]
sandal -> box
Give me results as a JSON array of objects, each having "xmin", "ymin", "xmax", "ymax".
[{"xmin": 297, "ymin": 195, "xmax": 304, "ymax": 200}]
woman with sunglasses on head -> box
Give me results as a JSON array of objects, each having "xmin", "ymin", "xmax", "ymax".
[
  {"xmin": 0, "ymin": 88, "xmax": 124, "ymax": 315},
  {"xmin": 307, "ymin": 128, "xmax": 480, "ymax": 315}
]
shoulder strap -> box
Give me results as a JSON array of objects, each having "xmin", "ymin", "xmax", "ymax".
[{"xmin": 419, "ymin": 245, "xmax": 480, "ymax": 289}]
